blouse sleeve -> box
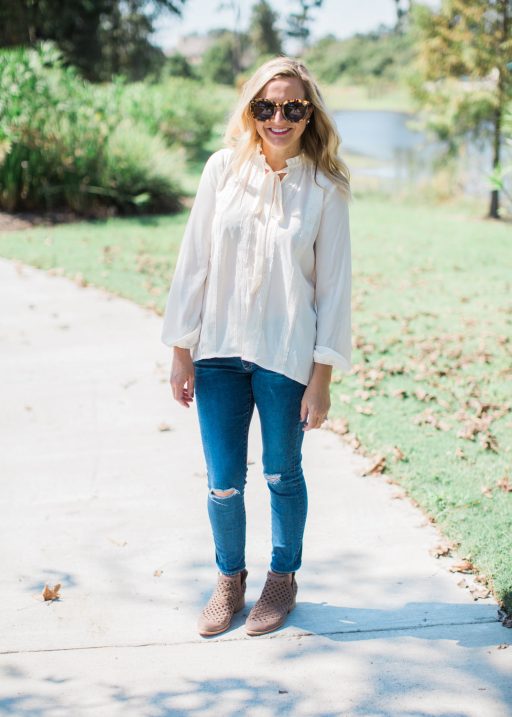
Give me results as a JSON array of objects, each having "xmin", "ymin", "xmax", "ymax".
[
  {"xmin": 312, "ymin": 183, "xmax": 352, "ymax": 372},
  {"xmin": 161, "ymin": 150, "xmax": 226, "ymax": 349}
]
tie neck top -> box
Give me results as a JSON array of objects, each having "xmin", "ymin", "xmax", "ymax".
[{"xmin": 161, "ymin": 144, "xmax": 352, "ymax": 386}]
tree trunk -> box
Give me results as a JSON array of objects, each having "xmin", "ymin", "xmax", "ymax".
[{"xmin": 488, "ymin": 104, "xmax": 502, "ymax": 220}]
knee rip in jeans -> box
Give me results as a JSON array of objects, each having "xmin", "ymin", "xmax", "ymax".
[
  {"xmin": 209, "ymin": 488, "xmax": 240, "ymax": 499},
  {"xmin": 264, "ymin": 473, "xmax": 282, "ymax": 485}
]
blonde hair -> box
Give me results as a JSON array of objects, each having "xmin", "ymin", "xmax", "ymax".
[{"xmin": 223, "ymin": 56, "xmax": 351, "ymax": 199}]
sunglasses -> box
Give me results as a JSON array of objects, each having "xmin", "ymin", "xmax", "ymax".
[{"xmin": 249, "ymin": 97, "xmax": 313, "ymax": 123}]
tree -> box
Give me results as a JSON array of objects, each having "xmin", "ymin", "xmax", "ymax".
[
  {"xmin": 200, "ymin": 32, "xmax": 239, "ymax": 85},
  {"xmin": 413, "ymin": 0, "xmax": 512, "ymax": 219},
  {"xmin": 286, "ymin": 0, "xmax": 323, "ymax": 52},
  {"xmin": 249, "ymin": 0, "xmax": 282, "ymax": 57},
  {"xmin": 0, "ymin": 0, "xmax": 186, "ymax": 81},
  {"xmin": 393, "ymin": 0, "xmax": 411, "ymax": 31}
]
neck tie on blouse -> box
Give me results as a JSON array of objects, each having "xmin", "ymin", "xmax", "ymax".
[{"xmin": 250, "ymin": 165, "xmax": 288, "ymax": 295}]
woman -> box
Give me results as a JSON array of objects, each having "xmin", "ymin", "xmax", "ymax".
[{"xmin": 161, "ymin": 56, "xmax": 351, "ymax": 637}]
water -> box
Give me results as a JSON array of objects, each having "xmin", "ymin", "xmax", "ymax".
[{"xmin": 333, "ymin": 109, "xmax": 510, "ymax": 196}]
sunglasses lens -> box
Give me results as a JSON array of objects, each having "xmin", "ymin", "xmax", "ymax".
[
  {"xmin": 251, "ymin": 100, "xmax": 275, "ymax": 121},
  {"xmin": 283, "ymin": 101, "xmax": 308, "ymax": 122}
]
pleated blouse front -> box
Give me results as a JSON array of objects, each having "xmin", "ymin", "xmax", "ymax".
[{"xmin": 161, "ymin": 144, "xmax": 352, "ymax": 386}]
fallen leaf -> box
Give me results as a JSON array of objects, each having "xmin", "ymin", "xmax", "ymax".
[
  {"xmin": 480, "ymin": 432, "xmax": 499, "ymax": 452},
  {"xmin": 355, "ymin": 404, "xmax": 374, "ymax": 415},
  {"xmin": 391, "ymin": 388, "xmax": 408, "ymax": 399},
  {"xmin": 481, "ymin": 486, "xmax": 493, "ymax": 498},
  {"xmin": 153, "ymin": 569, "xmax": 163, "ymax": 577},
  {"xmin": 457, "ymin": 578, "xmax": 468, "ymax": 589},
  {"xmin": 392, "ymin": 446, "xmax": 405, "ymax": 461},
  {"xmin": 158, "ymin": 422, "xmax": 172, "ymax": 432},
  {"xmin": 449, "ymin": 560, "xmax": 475, "ymax": 574},
  {"xmin": 42, "ymin": 583, "xmax": 61, "ymax": 601},
  {"xmin": 430, "ymin": 542, "xmax": 457, "ymax": 558},
  {"xmin": 324, "ymin": 418, "xmax": 349, "ymax": 435},
  {"xmin": 363, "ymin": 455, "xmax": 386, "ymax": 475},
  {"xmin": 469, "ymin": 585, "xmax": 491, "ymax": 600},
  {"xmin": 455, "ymin": 447, "xmax": 466, "ymax": 459},
  {"xmin": 497, "ymin": 475, "xmax": 512, "ymax": 492}
]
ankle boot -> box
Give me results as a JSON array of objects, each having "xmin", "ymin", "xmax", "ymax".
[
  {"xmin": 245, "ymin": 570, "xmax": 297, "ymax": 636},
  {"xmin": 197, "ymin": 569, "xmax": 248, "ymax": 637}
]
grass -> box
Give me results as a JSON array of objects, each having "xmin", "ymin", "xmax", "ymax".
[{"xmin": 0, "ymin": 194, "xmax": 511, "ymax": 613}]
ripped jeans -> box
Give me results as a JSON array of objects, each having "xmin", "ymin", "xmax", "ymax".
[{"xmin": 193, "ymin": 356, "xmax": 308, "ymax": 576}]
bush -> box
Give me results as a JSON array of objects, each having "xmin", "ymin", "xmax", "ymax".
[
  {"xmin": 0, "ymin": 43, "xmax": 227, "ymax": 213},
  {"xmin": 119, "ymin": 78, "xmax": 228, "ymax": 156}
]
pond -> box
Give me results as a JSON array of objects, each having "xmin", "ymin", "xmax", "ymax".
[{"xmin": 333, "ymin": 109, "xmax": 510, "ymax": 197}]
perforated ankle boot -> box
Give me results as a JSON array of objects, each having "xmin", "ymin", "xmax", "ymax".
[
  {"xmin": 245, "ymin": 570, "xmax": 297, "ymax": 636},
  {"xmin": 197, "ymin": 569, "xmax": 248, "ymax": 637}
]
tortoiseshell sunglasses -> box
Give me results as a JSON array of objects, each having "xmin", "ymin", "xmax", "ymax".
[{"xmin": 249, "ymin": 98, "xmax": 313, "ymax": 123}]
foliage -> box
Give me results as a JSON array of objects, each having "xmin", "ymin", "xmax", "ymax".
[
  {"xmin": 162, "ymin": 52, "xmax": 196, "ymax": 79},
  {"xmin": 411, "ymin": 0, "xmax": 512, "ymax": 218},
  {"xmin": 248, "ymin": 0, "xmax": 282, "ymax": 58},
  {"xmin": 0, "ymin": 44, "xmax": 232, "ymax": 213},
  {"xmin": 304, "ymin": 28, "xmax": 415, "ymax": 85},
  {"xmin": 119, "ymin": 78, "xmax": 229, "ymax": 154},
  {"xmin": 0, "ymin": 0, "xmax": 186, "ymax": 82},
  {"xmin": 286, "ymin": 0, "xmax": 324, "ymax": 50},
  {"xmin": 200, "ymin": 32, "xmax": 245, "ymax": 85}
]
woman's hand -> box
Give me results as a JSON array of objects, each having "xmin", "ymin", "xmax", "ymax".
[
  {"xmin": 300, "ymin": 363, "xmax": 332, "ymax": 431},
  {"xmin": 170, "ymin": 347, "xmax": 195, "ymax": 408}
]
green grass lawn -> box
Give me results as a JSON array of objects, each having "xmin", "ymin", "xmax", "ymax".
[{"xmin": 0, "ymin": 195, "xmax": 510, "ymax": 613}]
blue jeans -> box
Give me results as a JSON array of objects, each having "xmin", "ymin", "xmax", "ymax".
[{"xmin": 193, "ymin": 357, "xmax": 308, "ymax": 576}]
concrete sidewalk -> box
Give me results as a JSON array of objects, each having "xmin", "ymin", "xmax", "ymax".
[{"xmin": 0, "ymin": 257, "xmax": 510, "ymax": 717}]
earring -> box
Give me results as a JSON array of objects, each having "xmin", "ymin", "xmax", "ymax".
[{"xmin": 306, "ymin": 119, "xmax": 310, "ymax": 125}]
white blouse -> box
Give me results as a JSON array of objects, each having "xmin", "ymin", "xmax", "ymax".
[{"xmin": 161, "ymin": 144, "xmax": 352, "ymax": 386}]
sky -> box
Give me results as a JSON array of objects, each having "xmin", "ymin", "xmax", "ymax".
[{"xmin": 153, "ymin": 0, "xmax": 441, "ymax": 53}]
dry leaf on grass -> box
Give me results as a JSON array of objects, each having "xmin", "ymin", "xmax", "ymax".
[
  {"xmin": 455, "ymin": 447, "xmax": 466, "ymax": 459},
  {"xmin": 391, "ymin": 388, "xmax": 408, "ymax": 399},
  {"xmin": 430, "ymin": 541, "xmax": 458, "ymax": 558},
  {"xmin": 480, "ymin": 432, "xmax": 499, "ymax": 452},
  {"xmin": 497, "ymin": 475, "xmax": 512, "ymax": 492},
  {"xmin": 42, "ymin": 583, "xmax": 61, "ymax": 601},
  {"xmin": 355, "ymin": 404, "xmax": 374, "ymax": 415},
  {"xmin": 324, "ymin": 418, "xmax": 349, "ymax": 435},
  {"xmin": 363, "ymin": 455, "xmax": 386, "ymax": 475},
  {"xmin": 392, "ymin": 446, "xmax": 405, "ymax": 461},
  {"xmin": 481, "ymin": 486, "xmax": 493, "ymax": 498},
  {"xmin": 74, "ymin": 272, "xmax": 88, "ymax": 287},
  {"xmin": 449, "ymin": 559, "xmax": 475, "ymax": 574}
]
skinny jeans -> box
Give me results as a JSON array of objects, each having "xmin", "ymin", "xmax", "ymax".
[{"xmin": 193, "ymin": 356, "xmax": 308, "ymax": 576}]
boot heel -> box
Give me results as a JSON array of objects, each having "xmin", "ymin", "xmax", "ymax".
[{"xmin": 235, "ymin": 595, "xmax": 245, "ymax": 612}]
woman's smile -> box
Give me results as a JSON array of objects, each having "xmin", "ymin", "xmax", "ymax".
[{"xmin": 267, "ymin": 127, "xmax": 292, "ymax": 136}]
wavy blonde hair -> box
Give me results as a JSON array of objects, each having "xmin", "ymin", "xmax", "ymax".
[{"xmin": 223, "ymin": 56, "xmax": 351, "ymax": 199}]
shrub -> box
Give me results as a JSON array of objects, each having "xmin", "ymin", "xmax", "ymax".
[{"xmin": 0, "ymin": 43, "xmax": 222, "ymax": 213}]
